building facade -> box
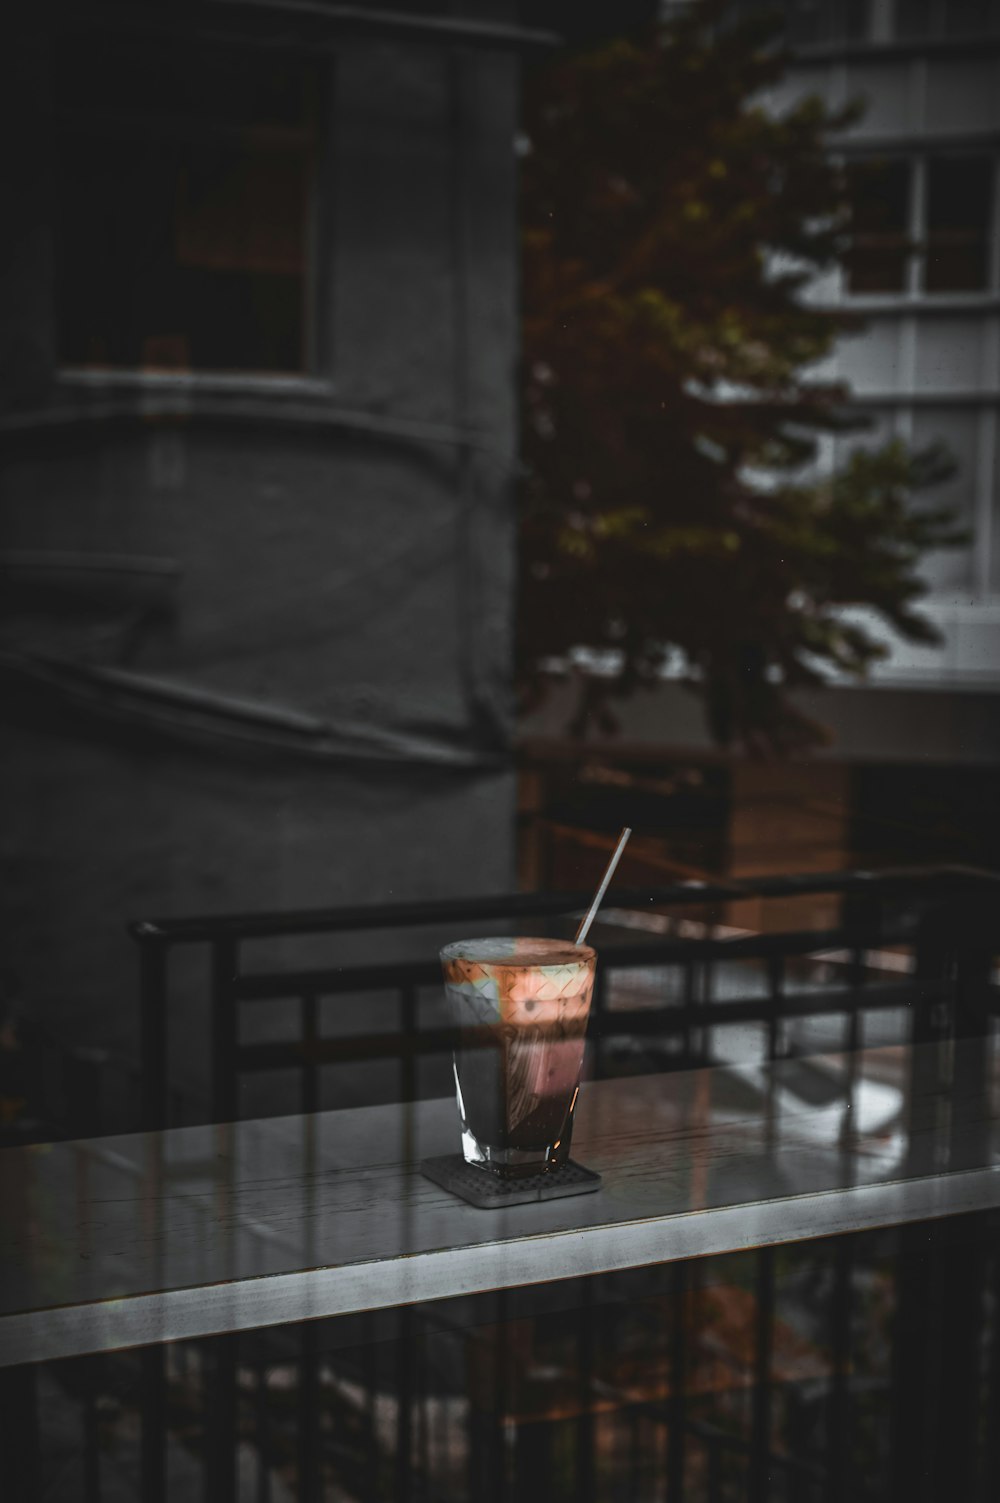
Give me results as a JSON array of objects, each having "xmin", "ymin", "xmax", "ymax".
[
  {"xmin": 520, "ymin": 1, "xmax": 1000, "ymax": 903},
  {"xmin": 1, "ymin": 3, "xmax": 531, "ymax": 1109},
  {"xmin": 742, "ymin": 0, "xmax": 1000, "ymax": 697}
]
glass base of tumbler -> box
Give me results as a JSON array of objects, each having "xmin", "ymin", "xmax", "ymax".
[
  {"xmin": 460, "ymin": 1126, "xmax": 571, "ymax": 1180},
  {"xmin": 453, "ymin": 1059, "xmax": 578, "ymax": 1179}
]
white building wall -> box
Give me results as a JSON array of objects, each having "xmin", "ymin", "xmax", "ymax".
[{"xmin": 769, "ymin": 5, "xmax": 1000, "ymax": 689}]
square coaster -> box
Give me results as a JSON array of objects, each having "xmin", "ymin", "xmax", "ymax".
[{"xmin": 421, "ymin": 1154, "xmax": 601, "ymax": 1208}]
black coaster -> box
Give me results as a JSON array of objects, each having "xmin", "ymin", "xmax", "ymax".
[{"xmin": 421, "ymin": 1154, "xmax": 601, "ymax": 1208}]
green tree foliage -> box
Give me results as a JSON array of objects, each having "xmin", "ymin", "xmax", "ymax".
[{"xmin": 519, "ymin": 3, "xmax": 962, "ymax": 753}]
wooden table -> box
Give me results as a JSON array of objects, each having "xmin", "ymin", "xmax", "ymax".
[{"xmin": 2, "ymin": 1041, "xmax": 998, "ymax": 1369}]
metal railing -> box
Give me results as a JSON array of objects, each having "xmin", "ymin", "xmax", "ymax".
[
  {"xmin": 9, "ymin": 866, "xmax": 1000, "ymax": 1502},
  {"xmin": 130, "ymin": 865, "xmax": 1000, "ymax": 1133},
  {"xmin": 10, "ymin": 1215, "xmax": 1000, "ymax": 1503}
]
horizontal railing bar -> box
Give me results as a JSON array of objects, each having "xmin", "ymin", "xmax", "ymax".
[
  {"xmin": 237, "ymin": 1030, "xmax": 460, "ymax": 1070},
  {"xmin": 233, "ymin": 983, "xmax": 939, "ymax": 1071},
  {"xmin": 129, "ymin": 865, "xmax": 999, "ymax": 946},
  {"xmin": 237, "ymin": 960, "xmax": 443, "ymax": 999},
  {"xmin": 592, "ymin": 987, "xmax": 934, "ymax": 1035},
  {"xmin": 232, "ymin": 927, "xmax": 917, "ymax": 1000},
  {"xmin": 133, "ymin": 885, "xmax": 743, "ymax": 944}
]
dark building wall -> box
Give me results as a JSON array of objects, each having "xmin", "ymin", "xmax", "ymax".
[{"xmin": 0, "ymin": 9, "xmax": 521, "ymax": 1103}]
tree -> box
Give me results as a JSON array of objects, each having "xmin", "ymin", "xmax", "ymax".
[{"xmin": 518, "ymin": 2, "xmax": 962, "ymax": 754}]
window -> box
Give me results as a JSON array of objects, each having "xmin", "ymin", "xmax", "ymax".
[
  {"xmin": 898, "ymin": 0, "xmax": 999, "ymax": 37},
  {"xmin": 846, "ymin": 155, "xmax": 995, "ymax": 296},
  {"xmin": 845, "ymin": 159, "xmax": 910, "ymax": 293},
  {"xmin": 925, "ymin": 157, "xmax": 993, "ymax": 294},
  {"xmin": 727, "ymin": 0, "xmax": 873, "ymax": 42},
  {"xmin": 55, "ymin": 35, "xmax": 320, "ymax": 376},
  {"xmin": 895, "ymin": 0, "xmax": 935, "ymax": 35}
]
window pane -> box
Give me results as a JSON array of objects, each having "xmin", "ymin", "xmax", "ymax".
[
  {"xmin": 844, "ymin": 0, "xmax": 870, "ymax": 38},
  {"xmin": 723, "ymin": 0, "xmax": 870, "ymax": 40},
  {"xmin": 845, "ymin": 160, "xmax": 910, "ymax": 294},
  {"xmin": 786, "ymin": 0, "xmax": 840, "ymax": 44},
  {"xmin": 896, "ymin": 0, "xmax": 934, "ymax": 37},
  {"xmin": 55, "ymin": 36, "xmax": 317, "ymax": 374},
  {"xmin": 992, "ymin": 415, "xmax": 1000, "ymax": 592},
  {"xmin": 925, "ymin": 157, "xmax": 993, "ymax": 293},
  {"xmin": 850, "ymin": 161, "xmax": 910, "ymax": 236},
  {"xmin": 945, "ymin": 0, "xmax": 993, "ymax": 35}
]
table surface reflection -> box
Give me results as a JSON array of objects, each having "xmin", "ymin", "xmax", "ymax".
[{"xmin": 2, "ymin": 1042, "xmax": 998, "ymax": 1367}]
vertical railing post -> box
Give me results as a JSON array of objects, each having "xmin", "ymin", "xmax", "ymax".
[
  {"xmin": 681, "ymin": 959, "xmax": 697, "ymax": 1067},
  {"xmin": 827, "ymin": 1238, "xmax": 854, "ymax": 1503},
  {"xmin": 135, "ymin": 928, "xmax": 168, "ymax": 1132},
  {"xmin": 212, "ymin": 937, "xmax": 239, "ymax": 1126},
  {"xmin": 748, "ymin": 1247, "xmax": 775, "ymax": 1503},
  {"xmin": 301, "ymin": 992, "xmax": 318, "ymax": 1116},
  {"xmin": 400, "ymin": 984, "xmax": 417, "ymax": 1106},
  {"xmin": 575, "ymin": 1277, "xmax": 596, "ymax": 1503},
  {"xmin": 666, "ymin": 1261, "xmax": 688, "ymax": 1502},
  {"xmin": 945, "ymin": 895, "xmax": 994, "ymax": 1173},
  {"xmin": 206, "ymin": 1334, "xmax": 239, "ymax": 1503},
  {"xmin": 908, "ymin": 901, "xmax": 956, "ymax": 1178},
  {"xmin": 0, "ymin": 1361, "xmax": 40, "ymax": 1502},
  {"xmin": 396, "ymin": 1306, "xmax": 414, "ymax": 1503},
  {"xmin": 256, "ymin": 1358, "xmax": 273, "ymax": 1503},
  {"xmin": 895, "ymin": 889, "xmax": 997, "ymax": 1500},
  {"xmin": 64, "ymin": 1046, "xmax": 106, "ymax": 1140},
  {"xmin": 765, "ymin": 953, "xmax": 784, "ymax": 1065},
  {"xmin": 299, "ymin": 1322, "xmax": 322, "ymax": 1503},
  {"xmin": 987, "ymin": 1245, "xmax": 1000, "ymax": 1502},
  {"xmin": 764, "ymin": 955, "xmax": 784, "ymax": 1154},
  {"xmin": 82, "ymin": 1355, "xmax": 102, "ymax": 1502},
  {"xmin": 140, "ymin": 1139, "xmax": 167, "ymax": 1503}
]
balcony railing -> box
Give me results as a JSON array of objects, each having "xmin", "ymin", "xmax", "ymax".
[
  {"xmin": 6, "ymin": 866, "xmax": 1000, "ymax": 1502},
  {"xmin": 130, "ymin": 864, "xmax": 1000, "ymax": 1133}
]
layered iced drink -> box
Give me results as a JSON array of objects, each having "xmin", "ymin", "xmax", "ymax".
[{"xmin": 439, "ymin": 937, "xmax": 597, "ymax": 1178}]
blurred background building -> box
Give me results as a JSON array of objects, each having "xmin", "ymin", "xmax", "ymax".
[{"xmin": 520, "ymin": 0, "xmax": 1000, "ymax": 902}]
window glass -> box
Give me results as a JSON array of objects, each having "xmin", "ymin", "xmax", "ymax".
[
  {"xmin": 924, "ymin": 157, "xmax": 993, "ymax": 294},
  {"xmin": 845, "ymin": 159, "xmax": 910, "ymax": 293},
  {"xmin": 895, "ymin": 0, "xmax": 934, "ymax": 37},
  {"xmin": 723, "ymin": 0, "xmax": 868, "ymax": 39},
  {"xmin": 844, "ymin": 0, "xmax": 871, "ymax": 38},
  {"xmin": 945, "ymin": 0, "xmax": 993, "ymax": 35},
  {"xmin": 992, "ymin": 415, "xmax": 1000, "ymax": 591},
  {"xmin": 786, "ymin": 0, "xmax": 837, "ymax": 44},
  {"xmin": 55, "ymin": 35, "xmax": 318, "ymax": 375},
  {"xmin": 898, "ymin": 0, "xmax": 999, "ymax": 38}
]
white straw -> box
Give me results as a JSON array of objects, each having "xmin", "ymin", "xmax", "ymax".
[{"xmin": 574, "ymin": 827, "xmax": 632, "ymax": 945}]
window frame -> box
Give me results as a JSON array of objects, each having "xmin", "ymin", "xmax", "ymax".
[{"xmin": 53, "ymin": 38, "xmax": 334, "ymax": 391}]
